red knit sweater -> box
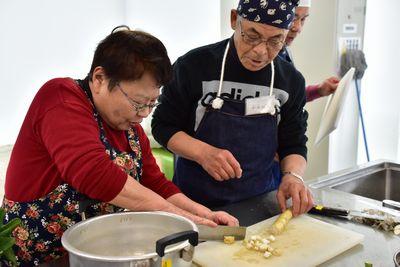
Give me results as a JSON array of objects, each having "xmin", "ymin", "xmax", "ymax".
[{"xmin": 5, "ymin": 78, "xmax": 180, "ymax": 202}]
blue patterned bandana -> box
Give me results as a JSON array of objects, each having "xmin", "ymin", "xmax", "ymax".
[{"xmin": 237, "ymin": 0, "xmax": 299, "ymax": 29}]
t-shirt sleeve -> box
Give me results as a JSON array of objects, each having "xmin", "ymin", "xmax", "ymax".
[
  {"xmin": 37, "ymin": 102, "xmax": 127, "ymax": 202},
  {"xmin": 151, "ymin": 58, "xmax": 197, "ymax": 148},
  {"xmin": 136, "ymin": 125, "xmax": 181, "ymax": 199},
  {"xmin": 306, "ymin": 84, "xmax": 320, "ymax": 102},
  {"xmin": 277, "ymin": 73, "xmax": 308, "ymax": 160}
]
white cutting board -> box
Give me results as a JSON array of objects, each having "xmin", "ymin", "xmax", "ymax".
[
  {"xmin": 315, "ymin": 67, "xmax": 355, "ymax": 145},
  {"xmin": 193, "ymin": 214, "xmax": 363, "ymax": 267}
]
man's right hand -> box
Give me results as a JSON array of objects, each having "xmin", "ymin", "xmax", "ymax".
[
  {"xmin": 167, "ymin": 131, "xmax": 242, "ymax": 181},
  {"xmin": 197, "ymin": 144, "xmax": 242, "ymax": 181}
]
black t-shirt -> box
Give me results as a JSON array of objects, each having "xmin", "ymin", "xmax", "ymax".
[{"xmin": 152, "ymin": 38, "xmax": 308, "ymax": 160}]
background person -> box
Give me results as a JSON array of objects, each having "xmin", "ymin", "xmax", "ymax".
[{"xmin": 279, "ymin": 0, "xmax": 339, "ymax": 102}]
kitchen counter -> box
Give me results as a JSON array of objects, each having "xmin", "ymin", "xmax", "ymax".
[
  {"xmin": 43, "ymin": 180, "xmax": 400, "ymax": 266},
  {"xmin": 213, "ymin": 187, "xmax": 400, "ymax": 267}
]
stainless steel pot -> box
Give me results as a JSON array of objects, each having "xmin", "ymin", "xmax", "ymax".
[
  {"xmin": 61, "ymin": 211, "xmax": 198, "ymax": 267},
  {"xmin": 394, "ymin": 249, "xmax": 400, "ymax": 267}
]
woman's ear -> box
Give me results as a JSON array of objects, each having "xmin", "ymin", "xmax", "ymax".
[{"xmin": 91, "ymin": 67, "xmax": 106, "ymax": 94}]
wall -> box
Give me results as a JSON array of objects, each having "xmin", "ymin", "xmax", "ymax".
[
  {"xmin": 329, "ymin": 0, "xmax": 367, "ymax": 173},
  {"xmin": 290, "ymin": 0, "xmax": 338, "ymax": 179},
  {"xmin": 220, "ymin": 0, "xmax": 237, "ymax": 39},
  {"xmin": 0, "ymin": 0, "xmax": 126, "ymax": 146},
  {"xmin": 125, "ymin": 0, "xmax": 221, "ymax": 63},
  {"xmin": 294, "ymin": 0, "xmax": 400, "ymax": 174},
  {"xmin": 358, "ymin": 0, "xmax": 400, "ymax": 163}
]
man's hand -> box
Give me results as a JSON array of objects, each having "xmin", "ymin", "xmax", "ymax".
[
  {"xmin": 197, "ymin": 145, "xmax": 242, "ymax": 181},
  {"xmin": 318, "ymin": 76, "xmax": 340, "ymax": 97},
  {"xmin": 276, "ymin": 174, "xmax": 314, "ymax": 217},
  {"xmin": 167, "ymin": 132, "xmax": 242, "ymax": 181}
]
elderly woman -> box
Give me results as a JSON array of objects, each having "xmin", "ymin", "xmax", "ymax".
[{"xmin": 1, "ymin": 27, "xmax": 238, "ymax": 266}]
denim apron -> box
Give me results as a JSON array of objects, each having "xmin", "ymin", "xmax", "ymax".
[
  {"xmin": 174, "ymin": 43, "xmax": 280, "ymax": 207},
  {"xmin": 1, "ymin": 79, "xmax": 143, "ymax": 266}
]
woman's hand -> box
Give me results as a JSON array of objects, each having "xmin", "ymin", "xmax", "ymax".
[
  {"xmin": 110, "ymin": 178, "xmax": 237, "ymax": 227},
  {"xmin": 166, "ymin": 193, "xmax": 239, "ymax": 226},
  {"xmin": 174, "ymin": 208, "xmax": 218, "ymax": 227},
  {"xmin": 209, "ymin": 211, "xmax": 239, "ymax": 226},
  {"xmin": 189, "ymin": 209, "xmax": 239, "ymax": 227},
  {"xmin": 191, "ymin": 205, "xmax": 239, "ymax": 226},
  {"xmin": 188, "ymin": 205, "xmax": 239, "ymax": 226}
]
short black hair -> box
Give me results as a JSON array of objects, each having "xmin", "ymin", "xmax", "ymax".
[{"xmin": 89, "ymin": 28, "xmax": 172, "ymax": 90}]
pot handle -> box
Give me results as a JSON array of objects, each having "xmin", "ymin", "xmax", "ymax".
[
  {"xmin": 156, "ymin": 230, "xmax": 198, "ymax": 257},
  {"xmin": 78, "ymin": 198, "xmax": 100, "ymax": 220}
]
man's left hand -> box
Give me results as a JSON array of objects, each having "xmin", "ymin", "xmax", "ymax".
[{"xmin": 276, "ymin": 174, "xmax": 314, "ymax": 217}]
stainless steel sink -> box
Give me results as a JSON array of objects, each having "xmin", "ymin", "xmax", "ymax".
[{"xmin": 308, "ymin": 160, "xmax": 400, "ymax": 202}]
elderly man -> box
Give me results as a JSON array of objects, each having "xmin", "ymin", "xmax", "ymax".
[
  {"xmin": 279, "ymin": 0, "xmax": 339, "ymax": 101},
  {"xmin": 152, "ymin": 0, "xmax": 314, "ymax": 216}
]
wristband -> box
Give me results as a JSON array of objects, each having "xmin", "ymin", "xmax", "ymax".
[{"xmin": 282, "ymin": 171, "xmax": 304, "ymax": 183}]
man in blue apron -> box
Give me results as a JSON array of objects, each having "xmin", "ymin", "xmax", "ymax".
[{"xmin": 152, "ymin": 0, "xmax": 314, "ymax": 216}]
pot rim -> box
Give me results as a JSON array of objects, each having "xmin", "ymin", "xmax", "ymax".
[
  {"xmin": 61, "ymin": 211, "xmax": 198, "ymax": 262},
  {"xmin": 394, "ymin": 250, "xmax": 400, "ymax": 267}
]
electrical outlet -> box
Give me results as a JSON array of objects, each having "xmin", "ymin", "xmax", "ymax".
[{"xmin": 338, "ymin": 37, "xmax": 362, "ymax": 52}]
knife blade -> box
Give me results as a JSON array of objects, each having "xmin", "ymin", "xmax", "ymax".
[
  {"xmin": 196, "ymin": 224, "xmax": 247, "ymax": 241},
  {"xmin": 309, "ymin": 205, "xmax": 400, "ymax": 223}
]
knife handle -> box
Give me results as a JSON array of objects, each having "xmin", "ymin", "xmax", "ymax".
[{"xmin": 309, "ymin": 205, "xmax": 349, "ymax": 217}]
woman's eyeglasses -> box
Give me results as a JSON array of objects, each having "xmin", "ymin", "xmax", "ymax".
[{"xmin": 117, "ymin": 83, "xmax": 160, "ymax": 114}]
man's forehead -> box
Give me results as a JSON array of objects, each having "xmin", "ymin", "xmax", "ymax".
[
  {"xmin": 295, "ymin": 7, "xmax": 309, "ymax": 18},
  {"xmin": 242, "ymin": 18, "xmax": 287, "ymax": 37}
]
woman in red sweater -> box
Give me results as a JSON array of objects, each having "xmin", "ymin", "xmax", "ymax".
[{"xmin": 2, "ymin": 27, "xmax": 238, "ymax": 266}]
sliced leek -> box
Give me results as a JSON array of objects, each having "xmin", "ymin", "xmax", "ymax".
[{"xmin": 270, "ymin": 209, "xmax": 293, "ymax": 235}]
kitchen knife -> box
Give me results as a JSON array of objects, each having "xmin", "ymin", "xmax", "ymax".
[
  {"xmin": 309, "ymin": 205, "xmax": 400, "ymax": 222},
  {"xmin": 196, "ymin": 224, "xmax": 247, "ymax": 241}
]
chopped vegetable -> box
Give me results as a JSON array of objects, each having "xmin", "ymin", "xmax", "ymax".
[
  {"xmin": 261, "ymin": 238, "xmax": 270, "ymax": 244},
  {"xmin": 272, "ymin": 248, "xmax": 282, "ymax": 256},
  {"xmin": 242, "ymin": 234, "xmax": 278, "ymax": 258},
  {"xmin": 271, "ymin": 209, "xmax": 293, "ymax": 235},
  {"xmin": 263, "ymin": 251, "xmax": 271, "ymax": 258},
  {"xmin": 223, "ymin": 235, "xmax": 235, "ymax": 244},
  {"xmin": 353, "ymin": 209, "xmax": 399, "ymax": 233},
  {"xmin": 364, "ymin": 261, "xmax": 373, "ymax": 267},
  {"xmin": 394, "ymin": 224, "xmax": 400, "ymax": 235}
]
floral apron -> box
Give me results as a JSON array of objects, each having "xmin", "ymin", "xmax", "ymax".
[{"xmin": 1, "ymin": 79, "xmax": 143, "ymax": 266}]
